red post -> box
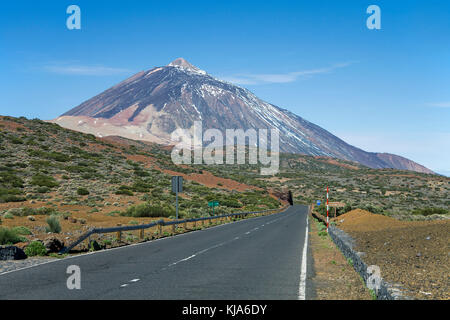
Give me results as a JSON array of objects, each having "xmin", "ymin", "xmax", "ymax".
[{"xmin": 326, "ymin": 186, "xmax": 329, "ymax": 232}]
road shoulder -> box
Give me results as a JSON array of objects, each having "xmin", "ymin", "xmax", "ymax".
[{"xmin": 308, "ymin": 214, "xmax": 373, "ymax": 300}]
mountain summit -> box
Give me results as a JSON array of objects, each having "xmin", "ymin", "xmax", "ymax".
[
  {"xmin": 167, "ymin": 58, "xmax": 207, "ymax": 75},
  {"xmin": 54, "ymin": 59, "xmax": 433, "ymax": 174}
]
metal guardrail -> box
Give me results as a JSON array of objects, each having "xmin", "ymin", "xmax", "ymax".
[{"xmin": 60, "ymin": 206, "xmax": 289, "ymax": 254}]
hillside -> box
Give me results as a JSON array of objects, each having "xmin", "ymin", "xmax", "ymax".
[
  {"xmin": 0, "ymin": 115, "xmax": 448, "ymax": 251},
  {"xmin": 0, "ymin": 116, "xmax": 282, "ymax": 248}
]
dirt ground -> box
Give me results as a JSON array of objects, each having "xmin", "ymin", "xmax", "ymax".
[
  {"xmin": 309, "ymin": 213, "xmax": 373, "ymax": 300},
  {"xmin": 334, "ymin": 209, "xmax": 450, "ymax": 300}
]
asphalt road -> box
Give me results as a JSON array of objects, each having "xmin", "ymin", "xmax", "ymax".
[{"xmin": 0, "ymin": 205, "xmax": 311, "ymax": 300}]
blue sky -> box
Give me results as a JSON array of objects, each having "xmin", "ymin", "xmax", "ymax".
[{"xmin": 1, "ymin": 0, "xmax": 449, "ymax": 174}]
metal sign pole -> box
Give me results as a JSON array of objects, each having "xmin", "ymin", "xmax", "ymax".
[
  {"xmin": 176, "ymin": 189, "xmax": 179, "ymax": 220},
  {"xmin": 172, "ymin": 176, "xmax": 183, "ymax": 221}
]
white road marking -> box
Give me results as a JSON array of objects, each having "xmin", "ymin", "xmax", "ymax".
[
  {"xmin": 130, "ymin": 279, "xmax": 140, "ymax": 282},
  {"xmin": 169, "ymin": 254, "xmax": 197, "ymax": 267},
  {"xmin": 0, "ymin": 208, "xmax": 291, "ymax": 278},
  {"xmin": 298, "ymin": 215, "xmax": 309, "ymax": 300},
  {"xmin": 120, "ymin": 284, "xmax": 129, "ymax": 288},
  {"xmin": 166, "ymin": 215, "xmax": 287, "ymax": 268}
]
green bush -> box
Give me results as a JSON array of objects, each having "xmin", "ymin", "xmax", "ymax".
[
  {"xmin": 412, "ymin": 207, "xmax": 448, "ymax": 216},
  {"xmin": 36, "ymin": 186, "xmax": 51, "ymax": 193},
  {"xmin": 121, "ymin": 203, "xmax": 174, "ymax": 218},
  {"xmin": 12, "ymin": 226, "xmax": 32, "ymax": 235},
  {"xmin": 77, "ymin": 187, "xmax": 90, "ymax": 196},
  {"xmin": 115, "ymin": 185, "xmax": 134, "ymax": 196},
  {"xmin": 131, "ymin": 180, "xmax": 152, "ymax": 193},
  {"xmin": 31, "ymin": 174, "xmax": 59, "ymax": 188},
  {"xmin": 25, "ymin": 241, "xmax": 47, "ymax": 256},
  {"xmin": 45, "ymin": 215, "xmax": 61, "ymax": 233},
  {"xmin": 47, "ymin": 151, "xmax": 70, "ymax": 162},
  {"xmin": 220, "ymin": 199, "xmax": 242, "ymax": 208},
  {"xmin": 0, "ymin": 227, "xmax": 26, "ymax": 244}
]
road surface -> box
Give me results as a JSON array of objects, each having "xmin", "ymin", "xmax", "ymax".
[{"xmin": 0, "ymin": 205, "xmax": 311, "ymax": 299}]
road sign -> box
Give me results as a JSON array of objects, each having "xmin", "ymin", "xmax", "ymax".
[
  {"xmin": 208, "ymin": 201, "xmax": 219, "ymax": 207},
  {"xmin": 328, "ymin": 202, "xmax": 345, "ymax": 208},
  {"xmin": 208, "ymin": 201, "xmax": 219, "ymax": 215},
  {"xmin": 172, "ymin": 176, "xmax": 183, "ymax": 193},
  {"xmin": 316, "ymin": 200, "xmax": 321, "ymax": 206}
]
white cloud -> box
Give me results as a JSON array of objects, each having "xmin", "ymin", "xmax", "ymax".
[
  {"xmin": 221, "ymin": 62, "xmax": 354, "ymax": 85},
  {"xmin": 43, "ymin": 64, "xmax": 132, "ymax": 76},
  {"xmin": 426, "ymin": 102, "xmax": 450, "ymax": 108}
]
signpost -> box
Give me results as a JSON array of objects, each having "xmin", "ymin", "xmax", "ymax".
[
  {"xmin": 328, "ymin": 202, "xmax": 345, "ymax": 218},
  {"xmin": 172, "ymin": 176, "xmax": 183, "ymax": 220},
  {"xmin": 208, "ymin": 201, "xmax": 219, "ymax": 215},
  {"xmin": 326, "ymin": 186, "xmax": 329, "ymax": 232}
]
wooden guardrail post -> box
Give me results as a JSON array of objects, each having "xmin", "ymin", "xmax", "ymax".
[
  {"xmin": 139, "ymin": 228, "xmax": 144, "ymax": 240},
  {"xmin": 158, "ymin": 223, "xmax": 162, "ymax": 235},
  {"xmin": 184, "ymin": 221, "xmax": 187, "ymax": 230},
  {"xmin": 116, "ymin": 223, "xmax": 122, "ymax": 242},
  {"xmin": 172, "ymin": 224, "xmax": 176, "ymax": 234}
]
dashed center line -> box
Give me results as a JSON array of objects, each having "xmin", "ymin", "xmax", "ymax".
[{"xmin": 121, "ymin": 211, "xmax": 294, "ymax": 288}]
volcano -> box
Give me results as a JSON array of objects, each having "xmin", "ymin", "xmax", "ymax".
[{"xmin": 53, "ymin": 58, "xmax": 434, "ymax": 174}]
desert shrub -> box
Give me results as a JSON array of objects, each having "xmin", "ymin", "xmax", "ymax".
[
  {"xmin": 151, "ymin": 188, "xmax": 163, "ymax": 197},
  {"xmin": 31, "ymin": 174, "xmax": 59, "ymax": 188},
  {"xmin": 220, "ymin": 199, "xmax": 242, "ymax": 208},
  {"xmin": 134, "ymin": 169, "xmax": 150, "ymax": 177},
  {"xmin": 0, "ymin": 171, "xmax": 24, "ymax": 188},
  {"xmin": 412, "ymin": 207, "xmax": 448, "ymax": 216},
  {"xmin": 35, "ymin": 207, "xmax": 59, "ymax": 215},
  {"xmin": 131, "ymin": 180, "xmax": 152, "ymax": 193},
  {"xmin": 12, "ymin": 226, "xmax": 32, "ymax": 236},
  {"xmin": 0, "ymin": 227, "xmax": 26, "ymax": 245},
  {"xmin": 0, "ymin": 192, "xmax": 26, "ymax": 203},
  {"xmin": 36, "ymin": 186, "xmax": 51, "ymax": 193},
  {"xmin": 115, "ymin": 185, "xmax": 134, "ymax": 196},
  {"xmin": 45, "ymin": 215, "xmax": 61, "ymax": 233},
  {"xmin": 8, "ymin": 136, "xmax": 24, "ymax": 145},
  {"xmin": 121, "ymin": 203, "xmax": 174, "ymax": 218},
  {"xmin": 46, "ymin": 151, "xmax": 70, "ymax": 162},
  {"xmin": 30, "ymin": 159, "xmax": 52, "ymax": 169},
  {"xmin": 77, "ymin": 187, "xmax": 90, "ymax": 196},
  {"xmin": 25, "ymin": 241, "xmax": 47, "ymax": 256}
]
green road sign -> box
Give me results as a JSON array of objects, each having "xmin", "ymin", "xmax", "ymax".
[{"xmin": 208, "ymin": 201, "xmax": 219, "ymax": 215}]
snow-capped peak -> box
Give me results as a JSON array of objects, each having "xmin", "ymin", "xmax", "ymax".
[{"xmin": 168, "ymin": 58, "xmax": 207, "ymax": 75}]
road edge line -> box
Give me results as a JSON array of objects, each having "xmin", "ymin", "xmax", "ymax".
[{"xmin": 298, "ymin": 212, "xmax": 309, "ymax": 300}]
